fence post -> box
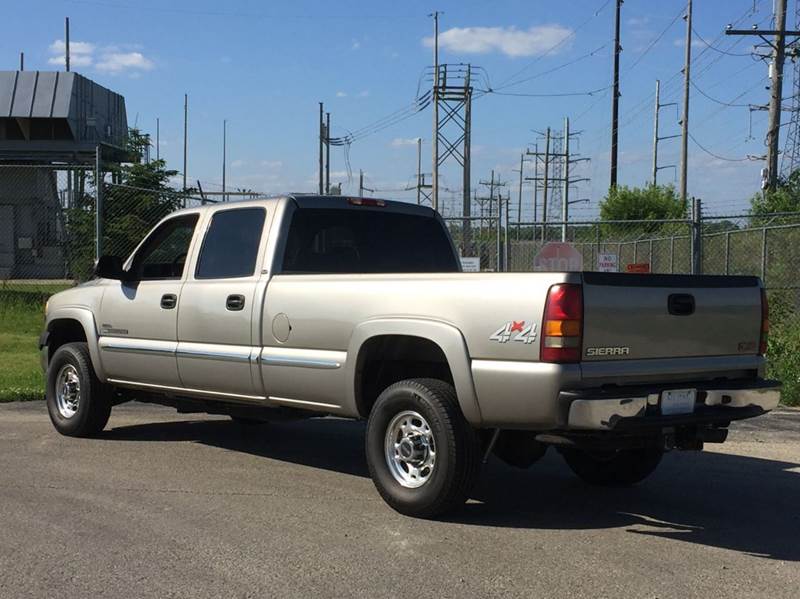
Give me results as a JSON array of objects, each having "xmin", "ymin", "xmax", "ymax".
[
  {"xmin": 724, "ymin": 230, "xmax": 731, "ymax": 275},
  {"xmin": 691, "ymin": 197, "xmax": 702, "ymax": 274},
  {"xmin": 761, "ymin": 226, "xmax": 768, "ymax": 284},
  {"xmin": 95, "ymin": 145, "xmax": 103, "ymax": 262}
]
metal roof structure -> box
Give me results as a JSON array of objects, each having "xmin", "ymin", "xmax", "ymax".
[{"xmin": 0, "ymin": 70, "xmax": 128, "ymax": 163}]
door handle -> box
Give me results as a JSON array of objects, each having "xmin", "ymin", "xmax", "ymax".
[
  {"xmin": 226, "ymin": 294, "xmax": 245, "ymax": 311},
  {"xmin": 160, "ymin": 294, "xmax": 177, "ymax": 310}
]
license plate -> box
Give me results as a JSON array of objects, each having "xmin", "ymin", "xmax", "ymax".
[{"xmin": 661, "ymin": 388, "xmax": 697, "ymax": 416}]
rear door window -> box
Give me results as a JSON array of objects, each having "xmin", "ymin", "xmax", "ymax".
[
  {"xmin": 195, "ymin": 207, "xmax": 266, "ymax": 279},
  {"xmin": 281, "ymin": 209, "xmax": 458, "ymax": 273}
]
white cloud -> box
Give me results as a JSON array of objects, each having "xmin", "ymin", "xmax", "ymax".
[
  {"xmin": 231, "ymin": 159, "xmax": 245, "ymax": 168},
  {"xmin": 627, "ymin": 17, "xmax": 650, "ymax": 27},
  {"xmin": 357, "ymin": 90, "xmax": 369, "ymax": 97},
  {"xmin": 260, "ymin": 160, "xmax": 283, "ymax": 169},
  {"xmin": 46, "ymin": 38, "xmax": 154, "ymax": 74},
  {"xmin": 351, "ymin": 39, "xmax": 361, "ymax": 50},
  {"xmin": 47, "ymin": 39, "xmax": 95, "ymax": 67},
  {"xmin": 390, "ymin": 137, "xmax": 420, "ymax": 147},
  {"xmin": 336, "ymin": 91, "xmax": 348, "ymax": 97},
  {"xmin": 673, "ymin": 38, "xmax": 704, "ymax": 48},
  {"xmin": 423, "ymin": 24, "xmax": 573, "ymax": 58},
  {"xmin": 96, "ymin": 51, "xmax": 154, "ymax": 73}
]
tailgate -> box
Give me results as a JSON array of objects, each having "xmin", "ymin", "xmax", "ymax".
[{"xmin": 581, "ymin": 272, "xmax": 763, "ymax": 361}]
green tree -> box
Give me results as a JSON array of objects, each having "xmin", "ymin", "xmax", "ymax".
[
  {"xmin": 750, "ymin": 169, "xmax": 800, "ymax": 216},
  {"xmin": 66, "ymin": 128, "xmax": 185, "ymax": 279},
  {"xmin": 600, "ymin": 184, "xmax": 687, "ymax": 221}
]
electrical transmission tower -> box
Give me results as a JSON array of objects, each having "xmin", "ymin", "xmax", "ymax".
[
  {"xmin": 432, "ymin": 63, "xmax": 475, "ymax": 250},
  {"xmin": 781, "ymin": 2, "xmax": 800, "ymax": 178}
]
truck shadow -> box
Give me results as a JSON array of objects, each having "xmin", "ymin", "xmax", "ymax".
[{"xmin": 104, "ymin": 413, "xmax": 800, "ymax": 562}]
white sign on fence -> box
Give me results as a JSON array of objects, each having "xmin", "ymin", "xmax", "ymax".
[
  {"xmin": 596, "ymin": 252, "xmax": 618, "ymax": 272},
  {"xmin": 460, "ymin": 256, "xmax": 481, "ymax": 272}
]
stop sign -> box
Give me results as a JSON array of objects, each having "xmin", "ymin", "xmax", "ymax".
[{"xmin": 534, "ymin": 242, "xmax": 584, "ymax": 272}]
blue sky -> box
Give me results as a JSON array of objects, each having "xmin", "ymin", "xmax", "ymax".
[{"xmin": 2, "ymin": 0, "xmax": 784, "ymax": 217}]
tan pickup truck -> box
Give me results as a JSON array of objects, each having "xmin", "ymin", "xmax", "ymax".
[{"xmin": 40, "ymin": 195, "xmax": 781, "ymax": 517}]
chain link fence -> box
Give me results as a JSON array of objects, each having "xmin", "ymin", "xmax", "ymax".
[{"xmin": 0, "ymin": 164, "xmax": 208, "ymax": 295}]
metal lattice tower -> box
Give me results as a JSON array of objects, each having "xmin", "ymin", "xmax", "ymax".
[
  {"xmin": 432, "ymin": 63, "xmax": 473, "ymax": 250},
  {"xmin": 780, "ymin": 1, "xmax": 800, "ymax": 178}
]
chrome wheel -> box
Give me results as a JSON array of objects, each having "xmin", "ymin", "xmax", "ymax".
[
  {"xmin": 384, "ymin": 410, "xmax": 436, "ymax": 488},
  {"xmin": 55, "ymin": 364, "xmax": 81, "ymax": 419}
]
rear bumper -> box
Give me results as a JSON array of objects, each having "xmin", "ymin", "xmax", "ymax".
[{"xmin": 563, "ymin": 379, "xmax": 781, "ymax": 431}]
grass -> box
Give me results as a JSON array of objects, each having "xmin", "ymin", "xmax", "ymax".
[
  {"xmin": 0, "ymin": 291, "xmax": 49, "ymax": 402},
  {"xmin": 0, "ymin": 286, "xmax": 797, "ymax": 406}
]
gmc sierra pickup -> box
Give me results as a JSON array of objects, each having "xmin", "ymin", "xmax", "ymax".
[{"xmin": 40, "ymin": 195, "xmax": 781, "ymax": 517}]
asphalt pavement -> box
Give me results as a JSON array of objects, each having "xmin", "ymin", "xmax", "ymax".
[{"xmin": 1, "ymin": 401, "xmax": 799, "ymax": 598}]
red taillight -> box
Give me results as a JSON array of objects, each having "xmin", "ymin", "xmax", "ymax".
[
  {"xmin": 541, "ymin": 283, "xmax": 583, "ymax": 363},
  {"xmin": 760, "ymin": 288, "xmax": 769, "ymax": 355},
  {"xmin": 347, "ymin": 197, "xmax": 386, "ymax": 207}
]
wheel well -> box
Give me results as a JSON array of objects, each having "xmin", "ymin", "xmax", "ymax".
[
  {"xmin": 354, "ymin": 335, "xmax": 454, "ymax": 418},
  {"xmin": 46, "ymin": 319, "xmax": 87, "ymax": 363}
]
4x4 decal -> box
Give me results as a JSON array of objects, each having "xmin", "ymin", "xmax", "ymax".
[{"xmin": 489, "ymin": 321, "xmax": 537, "ymax": 344}]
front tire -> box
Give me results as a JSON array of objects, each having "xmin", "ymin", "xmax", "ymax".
[
  {"xmin": 560, "ymin": 447, "xmax": 664, "ymax": 486},
  {"xmin": 46, "ymin": 342, "xmax": 112, "ymax": 437},
  {"xmin": 365, "ymin": 378, "xmax": 480, "ymax": 518}
]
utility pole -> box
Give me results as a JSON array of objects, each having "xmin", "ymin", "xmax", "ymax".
[
  {"xmin": 610, "ymin": 0, "xmax": 622, "ymax": 189},
  {"xmin": 652, "ymin": 79, "xmax": 660, "ymax": 185},
  {"xmin": 222, "ymin": 119, "xmax": 227, "ymax": 203},
  {"xmin": 431, "ymin": 11, "xmax": 440, "ymax": 212},
  {"xmin": 183, "ymin": 93, "xmax": 188, "ymax": 192},
  {"xmin": 727, "ymin": 0, "xmax": 797, "ymax": 189},
  {"xmin": 562, "ymin": 117, "xmax": 570, "ymax": 242},
  {"xmin": 543, "ymin": 128, "xmax": 551, "ymax": 230},
  {"xmin": 679, "ymin": 0, "xmax": 692, "ymax": 204},
  {"xmin": 515, "ymin": 153, "xmax": 526, "ymax": 239},
  {"xmin": 325, "ymin": 112, "xmax": 331, "ymax": 194},
  {"xmin": 19, "ymin": 52, "xmax": 24, "ymax": 71},
  {"xmin": 416, "ymin": 137, "xmax": 422, "ymax": 205},
  {"xmin": 479, "ymin": 171, "xmax": 507, "ymax": 270},
  {"xmin": 65, "ymin": 17, "xmax": 70, "ymax": 72},
  {"xmin": 318, "ymin": 102, "xmax": 324, "ymax": 194},
  {"xmin": 156, "ymin": 117, "xmax": 160, "ymax": 161},
  {"xmin": 359, "ymin": 169, "xmax": 364, "ymax": 197},
  {"xmin": 651, "ymin": 80, "xmax": 679, "ymax": 185}
]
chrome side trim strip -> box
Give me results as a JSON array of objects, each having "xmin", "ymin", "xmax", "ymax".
[
  {"xmin": 260, "ymin": 347, "xmax": 345, "ymax": 370},
  {"xmin": 107, "ymin": 378, "xmax": 266, "ymax": 402},
  {"xmin": 261, "ymin": 356, "xmax": 342, "ymax": 369},
  {"xmin": 176, "ymin": 342, "xmax": 253, "ymax": 363},
  {"xmin": 99, "ymin": 337, "xmax": 176, "ymax": 357},
  {"xmin": 268, "ymin": 396, "xmax": 341, "ymax": 410}
]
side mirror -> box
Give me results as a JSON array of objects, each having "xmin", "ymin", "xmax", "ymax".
[{"xmin": 94, "ymin": 255, "xmax": 127, "ymax": 280}]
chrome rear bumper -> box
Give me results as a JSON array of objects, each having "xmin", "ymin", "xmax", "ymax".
[{"xmin": 565, "ymin": 380, "xmax": 781, "ymax": 431}]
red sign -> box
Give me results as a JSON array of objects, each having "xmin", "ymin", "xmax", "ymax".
[
  {"xmin": 534, "ymin": 242, "xmax": 584, "ymax": 272},
  {"xmin": 625, "ymin": 262, "xmax": 651, "ymax": 273}
]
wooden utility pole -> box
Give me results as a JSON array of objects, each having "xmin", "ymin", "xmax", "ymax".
[
  {"xmin": 726, "ymin": 0, "xmax": 798, "ymax": 189},
  {"xmin": 222, "ymin": 119, "xmax": 227, "ymax": 203},
  {"xmin": 65, "ymin": 17, "xmax": 71, "ymax": 72},
  {"xmin": 359, "ymin": 169, "xmax": 364, "ymax": 197},
  {"xmin": 19, "ymin": 52, "xmax": 24, "ymax": 71},
  {"xmin": 318, "ymin": 102, "xmax": 324, "ymax": 194},
  {"xmin": 653, "ymin": 80, "xmax": 660, "ymax": 185},
  {"xmin": 562, "ymin": 117, "xmax": 570, "ymax": 242},
  {"xmin": 325, "ymin": 112, "xmax": 331, "ymax": 194},
  {"xmin": 156, "ymin": 117, "xmax": 160, "ymax": 161},
  {"xmin": 431, "ymin": 11, "xmax": 440, "ymax": 212},
  {"xmin": 416, "ymin": 137, "xmax": 422, "ymax": 205},
  {"xmin": 610, "ymin": 0, "xmax": 621, "ymax": 189},
  {"xmin": 679, "ymin": 0, "xmax": 692, "ymax": 204},
  {"xmin": 183, "ymin": 93, "xmax": 188, "ymax": 192}
]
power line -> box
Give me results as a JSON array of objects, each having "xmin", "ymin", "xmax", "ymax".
[
  {"xmin": 690, "ymin": 79, "xmax": 754, "ymax": 107},
  {"xmin": 688, "ymin": 132, "xmax": 751, "ymax": 162}
]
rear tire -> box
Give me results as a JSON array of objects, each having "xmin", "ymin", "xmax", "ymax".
[
  {"xmin": 560, "ymin": 447, "xmax": 664, "ymax": 486},
  {"xmin": 46, "ymin": 342, "xmax": 112, "ymax": 437},
  {"xmin": 365, "ymin": 378, "xmax": 480, "ymax": 518}
]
